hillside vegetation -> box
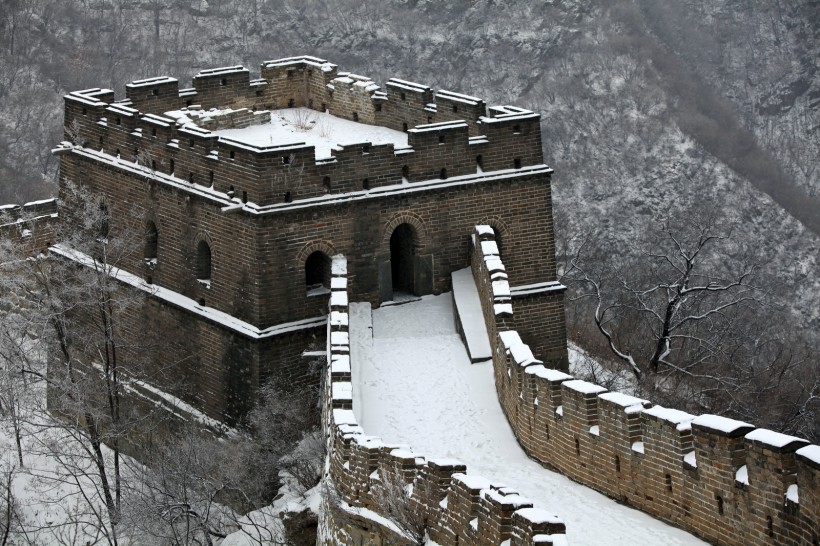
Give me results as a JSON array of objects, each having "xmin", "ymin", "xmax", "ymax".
[{"xmin": 0, "ymin": 0, "xmax": 817, "ymax": 437}]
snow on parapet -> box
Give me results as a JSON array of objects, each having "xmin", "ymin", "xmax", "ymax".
[
  {"xmin": 691, "ymin": 414, "xmax": 755, "ymax": 436},
  {"xmin": 599, "ymin": 392, "xmax": 650, "ymax": 409},
  {"xmin": 331, "ymin": 254, "xmax": 347, "ymax": 276},
  {"xmin": 323, "ymin": 255, "xmax": 566, "ymax": 545},
  {"xmin": 195, "ymin": 65, "xmax": 248, "ymax": 77},
  {"xmin": 796, "ymin": 444, "xmax": 820, "ymax": 467},
  {"xmin": 452, "ymin": 473, "xmax": 493, "ymax": 491},
  {"xmin": 66, "ymin": 88, "xmax": 113, "ymax": 106},
  {"xmin": 524, "ymin": 365, "xmax": 573, "ymax": 383},
  {"xmin": 744, "ymin": 428, "xmax": 809, "ymax": 451},
  {"xmin": 499, "ymin": 330, "xmax": 523, "ymax": 349},
  {"xmin": 407, "ymin": 120, "xmax": 469, "ymax": 134},
  {"xmin": 643, "ymin": 405, "xmax": 696, "ymax": 431},
  {"xmin": 106, "ymin": 103, "xmax": 139, "ymax": 118},
  {"xmin": 479, "ymin": 105, "xmax": 540, "ymax": 124},
  {"xmin": 435, "ymin": 89, "xmax": 482, "ymax": 106},
  {"xmin": 141, "ymin": 113, "xmax": 173, "ymax": 127},
  {"xmin": 562, "ymin": 379, "xmax": 608, "ymax": 396},
  {"xmin": 331, "ymin": 73, "xmax": 381, "ymax": 94},
  {"xmin": 127, "ymin": 76, "xmax": 178, "ymax": 88},
  {"xmin": 481, "ymin": 240, "xmax": 499, "ymax": 256},
  {"xmin": 262, "ymin": 55, "xmax": 337, "ymax": 72},
  {"xmin": 386, "ymin": 78, "xmax": 431, "ymax": 93},
  {"xmin": 66, "ymin": 57, "xmax": 550, "ymax": 210},
  {"xmin": 509, "ymin": 343, "xmax": 539, "ymax": 367}
]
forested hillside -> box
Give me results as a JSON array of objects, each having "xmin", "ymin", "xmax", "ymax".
[{"xmin": 1, "ymin": 0, "xmax": 817, "ymax": 438}]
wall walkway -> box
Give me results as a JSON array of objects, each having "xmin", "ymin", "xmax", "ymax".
[{"xmin": 318, "ymin": 254, "xmax": 567, "ymax": 545}]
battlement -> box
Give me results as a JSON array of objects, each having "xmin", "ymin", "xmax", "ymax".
[
  {"xmin": 0, "ymin": 198, "xmax": 58, "ymax": 252},
  {"xmin": 467, "ymin": 225, "xmax": 820, "ymax": 546},
  {"xmin": 61, "ymin": 56, "xmax": 541, "ymax": 208},
  {"xmin": 320, "ymin": 255, "xmax": 566, "ymax": 546}
]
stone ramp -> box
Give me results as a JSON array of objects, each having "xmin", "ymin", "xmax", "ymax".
[{"xmin": 451, "ymin": 267, "xmax": 492, "ymax": 362}]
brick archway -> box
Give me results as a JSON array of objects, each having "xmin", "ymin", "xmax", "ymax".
[
  {"xmin": 381, "ymin": 211, "xmax": 428, "ymax": 249},
  {"xmin": 297, "ymin": 240, "xmax": 337, "ymax": 293},
  {"xmin": 296, "ymin": 240, "xmax": 337, "ymax": 267},
  {"xmin": 379, "ymin": 212, "xmax": 432, "ymax": 301}
]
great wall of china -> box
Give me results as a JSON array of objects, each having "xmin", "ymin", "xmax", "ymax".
[
  {"xmin": 319, "ymin": 226, "xmax": 819, "ymax": 545},
  {"xmin": 0, "ymin": 54, "xmax": 816, "ymax": 544}
]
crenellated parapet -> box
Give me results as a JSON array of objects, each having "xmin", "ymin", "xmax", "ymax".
[
  {"xmin": 467, "ymin": 224, "xmax": 820, "ymax": 546},
  {"xmin": 319, "ymin": 254, "xmax": 567, "ymax": 546},
  {"xmin": 0, "ymin": 198, "xmax": 58, "ymax": 253},
  {"xmin": 61, "ymin": 56, "xmax": 542, "ymax": 208}
]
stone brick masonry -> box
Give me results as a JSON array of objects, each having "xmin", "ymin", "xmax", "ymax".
[
  {"xmin": 11, "ymin": 52, "xmax": 814, "ymax": 544},
  {"xmin": 53, "ymin": 55, "xmax": 568, "ymax": 423},
  {"xmin": 319, "ymin": 255, "xmax": 568, "ymax": 546},
  {"xmin": 468, "ymin": 225, "xmax": 820, "ymax": 546}
]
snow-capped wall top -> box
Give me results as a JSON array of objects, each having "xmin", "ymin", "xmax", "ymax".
[
  {"xmin": 692, "ymin": 414, "xmax": 755, "ymax": 436},
  {"xmin": 745, "ymin": 428, "xmax": 809, "ymax": 451}
]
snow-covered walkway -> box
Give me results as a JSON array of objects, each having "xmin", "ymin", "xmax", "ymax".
[{"xmin": 351, "ymin": 294, "xmax": 705, "ymax": 546}]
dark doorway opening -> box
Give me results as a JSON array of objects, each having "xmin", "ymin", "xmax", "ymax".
[
  {"xmin": 305, "ymin": 251, "xmax": 331, "ymax": 295},
  {"xmin": 390, "ymin": 223, "xmax": 416, "ymax": 296},
  {"xmin": 196, "ymin": 241, "xmax": 211, "ymax": 282},
  {"xmin": 145, "ymin": 221, "xmax": 158, "ymax": 262}
]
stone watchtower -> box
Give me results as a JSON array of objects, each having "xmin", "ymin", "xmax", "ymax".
[{"xmin": 54, "ymin": 55, "xmax": 568, "ymax": 422}]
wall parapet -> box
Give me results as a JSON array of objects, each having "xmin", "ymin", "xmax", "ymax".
[
  {"xmin": 62, "ymin": 56, "xmax": 543, "ymax": 208},
  {"xmin": 0, "ymin": 198, "xmax": 57, "ymax": 252},
  {"xmin": 319, "ymin": 254, "xmax": 566, "ymax": 546},
  {"xmin": 468, "ymin": 224, "xmax": 820, "ymax": 546}
]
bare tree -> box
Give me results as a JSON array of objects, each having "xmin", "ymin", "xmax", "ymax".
[
  {"xmin": 370, "ymin": 465, "xmax": 426, "ymax": 545},
  {"xmin": 127, "ymin": 382, "xmax": 323, "ymax": 545},
  {"xmin": 564, "ymin": 211, "xmax": 819, "ymax": 441},
  {"xmin": 0, "ymin": 462, "xmax": 22, "ymax": 545},
  {"xmin": 569, "ymin": 216, "xmax": 760, "ymax": 382},
  {"xmin": 0, "ymin": 180, "xmax": 148, "ymax": 544}
]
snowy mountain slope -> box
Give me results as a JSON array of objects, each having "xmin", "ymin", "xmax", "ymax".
[{"xmin": 1, "ymin": 0, "xmax": 816, "ymax": 362}]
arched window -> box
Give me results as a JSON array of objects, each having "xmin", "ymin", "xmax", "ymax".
[
  {"xmin": 144, "ymin": 221, "xmax": 158, "ymax": 263},
  {"xmin": 305, "ymin": 251, "xmax": 331, "ymax": 295},
  {"xmin": 196, "ymin": 240, "xmax": 212, "ymax": 285}
]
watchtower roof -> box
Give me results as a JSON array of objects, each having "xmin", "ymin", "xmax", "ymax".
[{"xmin": 199, "ymin": 107, "xmax": 408, "ymax": 160}]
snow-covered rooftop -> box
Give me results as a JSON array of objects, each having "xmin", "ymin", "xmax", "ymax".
[{"xmin": 210, "ymin": 108, "xmax": 408, "ymax": 160}]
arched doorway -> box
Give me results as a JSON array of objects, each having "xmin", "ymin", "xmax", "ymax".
[
  {"xmin": 390, "ymin": 223, "xmax": 416, "ymax": 296},
  {"xmin": 305, "ymin": 250, "xmax": 331, "ymax": 295}
]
